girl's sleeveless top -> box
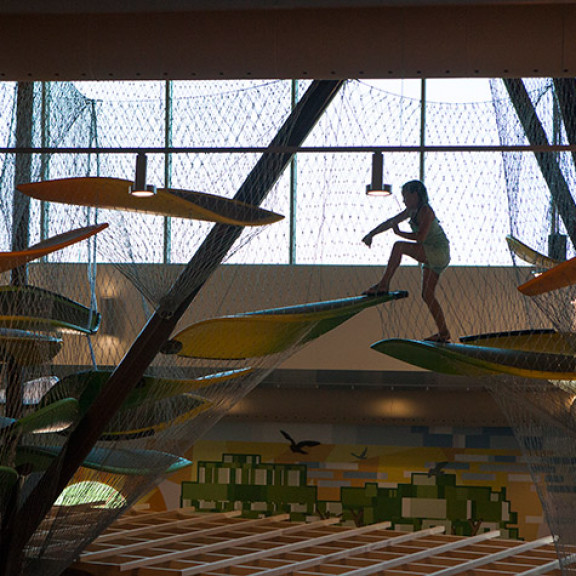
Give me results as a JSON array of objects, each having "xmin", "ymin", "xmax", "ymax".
[{"xmin": 409, "ymin": 210, "xmax": 451, "ymax": 273}]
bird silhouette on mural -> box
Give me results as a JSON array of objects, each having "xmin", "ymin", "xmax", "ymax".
[
  {"xmin": 280, "ymin": 430, "xmax": 321, "ymax": 454},
  {"xmin": 427, "ymin": 461, "xmax": 449, "ymax": 477},
  {"xmin": 351, "ymin": 447, "xmax": 368, "ymax": 460}
]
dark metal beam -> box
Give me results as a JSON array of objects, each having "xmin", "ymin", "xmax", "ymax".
[
  {"xmin": 0, "ymin": 5, "xmax": 572, "ymax": 80},
  {"xmin": 0, "ymin": 79, "xmax": 344, "ymax": 576},
  {"xmin": 4, "ymin": 144, "xmax": 576, "ymax": 154},
  {"xmin": 503, "ymin": 78, "xmax": 576, "ymax": 249},
  {"xmin": 552, "ymin": 78, "xmax": 576, "ymax": 170}
]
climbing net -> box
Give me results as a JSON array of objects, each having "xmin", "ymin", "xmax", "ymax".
[{"xmin": 0, "ymin": 78, "xmax": 575, "ymax": 574}]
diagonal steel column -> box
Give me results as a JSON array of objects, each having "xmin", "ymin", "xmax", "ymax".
[
  {"xmin": 0, "ymin": 79, "xmax": 344, "ymax": 575},
  {"xmin": 503, "ymin": 79, "xmax": 576, "ymax": 249}
]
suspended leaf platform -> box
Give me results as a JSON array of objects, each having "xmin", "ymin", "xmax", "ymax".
[
  {"xmin": 16, "ymin": 445, "xmax": 192, "ymax": 476},
  {"xmin": 162, "ymin": 292, "xmax": 408, "ymax": 360},
  {"xmin": 518, "ymin": 255, "xmax": 576, "ymax": 296},
  {"xmin": 17, "ymin": 177, "xmax": 284, "ymax": 227},
  {"xmin": 0, "ymin": 285, "xmax": 101, "ymax": 334},
  {"xmin": 0, "ymin": 223, "xmax": 107, "ymax": 275},
  {"xmin": 0, "ymin": 398, "xmax": 78, "ymax": 434},
  {"xmin": 506, "ymin": 235, "xmax": 561, "ymax": 270},
  {"xmin": 371, "ymin": 338, "xmax": 576, "ymax": 380},
  {"xmin": 459, "ymin": 329, "xmax": 576, "ymax": 354},
  {"xmin": 39, "ymin": 367, "xmax": 252, "ymax": 411},
  {"xmin": 95, "ymin": 393, "xmax": 211, "ymax": 441},
  {"xmin": 0, "ymin": 328, "xmax": 62, "ymax": 365}
]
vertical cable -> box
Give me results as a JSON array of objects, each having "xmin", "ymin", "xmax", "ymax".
[
  {"xmin": 289, "ymin": 79, "xmax": 298, "ymax": 265},
  {"xmin": 419, "ymin": 79, "xmax": 426, "ymax": 182}
]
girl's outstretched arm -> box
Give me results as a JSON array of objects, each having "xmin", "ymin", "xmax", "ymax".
[{"xmin": 362, "ymin": 209, "xmax": 409, "ymax": 247}]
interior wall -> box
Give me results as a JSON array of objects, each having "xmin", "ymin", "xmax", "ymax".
[
  {"xmin": 27, "ymin": 261, "xmax": 547, "ymax": 373},
  {"xmin": 144, "ymin": 421, "xmax": 546, "ymax": 542}
]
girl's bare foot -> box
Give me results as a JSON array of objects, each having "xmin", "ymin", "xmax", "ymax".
[
  {"xmin": 423, "ymin": 333, "xmax": 451, "ymax": 343},
  {"xmin": 362, "ymin": 283, "xmax": 390, "ymax": 296}
]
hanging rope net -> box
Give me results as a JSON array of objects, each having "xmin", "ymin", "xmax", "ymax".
[
  {"xmin": 0, "ymin": 78, "xmax": 576, "ymax": 574},
  {"xmin": 485, "ymin": 77, "xmax": 576, "ymax": 573}
]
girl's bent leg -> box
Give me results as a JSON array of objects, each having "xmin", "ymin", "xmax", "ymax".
[{"xmin": 364, "ymin": 242, "xmax": 426, "ymax": 294}]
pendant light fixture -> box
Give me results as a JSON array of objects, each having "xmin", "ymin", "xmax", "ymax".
[
  {"xmin": 129, "ymin": 153, "xmax": 157, "ymax": 197},
  {"xmin": 366, "ymin": 152, "xmax": 392, "ymax": 196}
]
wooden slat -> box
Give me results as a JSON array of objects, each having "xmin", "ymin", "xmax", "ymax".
[
  {"xmin": 74, "ymin": 511, "xmax": 570, "ymax": 576},
  {"xmin": 253, "ymin": 526, "xmax": 446, "ymax": 576},
  {"xmin": 123, "ymin": 518, "xmax": 383, "ymax": 574},
  {"xmin": 95, "ymin": 510, "xmax": 242, "ymax": 543},
  {"xmin": 82, "ymin": 513, "xmax": 291, "ymax": 561},
  {"xmin": 518, "ymin": 552, "xmax": 576, "ymax": 575},
  {"xmin": 428, "ymin": 536, "xmax": 554, "ymax": 576},
  {"xmin": 101, "ymin": 506, "xmax": 197, "ymax": 528},
  {"xmin": 324, "ymin": 530, "xmax": 501, "ymax": 576}
]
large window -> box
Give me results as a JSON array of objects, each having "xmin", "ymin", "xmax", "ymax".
[{"xmin": 2, "ymin": 78, "xmax": 567, "ymax": 267}]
